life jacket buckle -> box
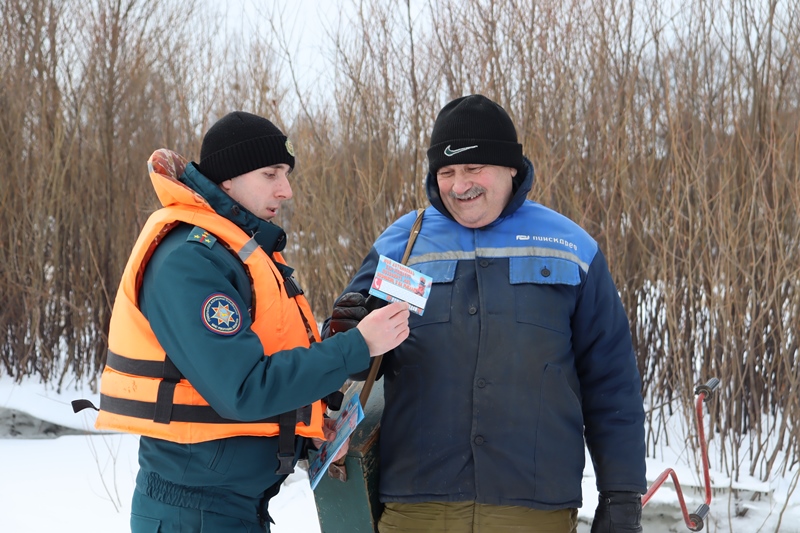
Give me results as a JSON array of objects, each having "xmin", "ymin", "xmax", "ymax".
[
  {"xmin": 275, "ymin": 453, "xmax": 295, "ymax": 475},
  {"xmin": 284, "ymin": 277, "xmax": 304, "ymax": 298}
]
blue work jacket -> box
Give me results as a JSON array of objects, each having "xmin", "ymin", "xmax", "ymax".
[{"xmin": 324, "ymin": 159, "xmax": 646, "ymax": 509}]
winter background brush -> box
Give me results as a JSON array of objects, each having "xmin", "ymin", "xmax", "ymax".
[{"xmin": 1, "ymin": 375, "xmax": 798, "ymax": 532}]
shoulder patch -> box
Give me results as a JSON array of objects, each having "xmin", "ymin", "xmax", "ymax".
[
  {"xmin": 187, "ymin": 227, "xmax": 217, "ymax": 248},
  {"xmin": 201, "ymin": 293, "xmax": 242, "ymax": 335}
]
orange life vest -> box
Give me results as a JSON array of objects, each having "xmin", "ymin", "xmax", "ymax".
[{"xmin": 93, "ymin": 150, "xmax": 325, "ymax": 445}]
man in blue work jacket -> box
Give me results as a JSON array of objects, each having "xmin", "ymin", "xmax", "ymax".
[{"xmin": 324, "ymin": 95, "xmax": 646, "ymax": 533}]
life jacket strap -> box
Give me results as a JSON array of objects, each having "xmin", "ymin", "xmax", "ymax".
[
  {"xmin": 71, "ymin": 399, "xmax": 98, "ymax": 413},
  {"xmin": 153, "ymin": 355, "xmax": 182, "ymax": 424},
  {"xmin": 97, "ymin": 350, "xmax": 313, "ymax": 426},
  {"xmin": 276, "ymin": 410, "xmax": 298, "ymax": 475},
  {"xmin": 96, "ymin": 393, "xmax": 311, "ymax": 425},
  {"xmin": 105, "ymin": 350, "xmax": 177, "ymax": 378}
]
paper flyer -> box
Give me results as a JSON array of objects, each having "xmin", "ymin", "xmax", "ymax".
[
  {"xmin": 368, "ymin": 255, "xmax": 432, "ymax": 315},
  {"xmin": 308, "ymin": 394, "xmax": 365, "ymax": 490}
]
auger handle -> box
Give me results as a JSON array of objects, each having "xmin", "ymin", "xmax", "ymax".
[
  {"xmin": 643, "ymin": 377, "xmax": 719, "ymax": 531},
  {"xmin": 688, "ymin": 503, "xmax": 710, "ymax": 531},
  {"xmin": 694, "ymin": 378, "xmax": 720, "ymax": 402}
]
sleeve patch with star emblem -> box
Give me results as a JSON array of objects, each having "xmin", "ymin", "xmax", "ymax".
[
  {"xmin": 187, "ymin": 226, "xmax": 217, "ymax": 248},
  {"xmin": 201, "ymin": 293, "xmax": 242, "ymax": 335}
]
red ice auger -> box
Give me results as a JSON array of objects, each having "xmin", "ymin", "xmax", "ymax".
[{"xmin": 641, "ymin": 377, "xmax": 720, "ymax": 531}]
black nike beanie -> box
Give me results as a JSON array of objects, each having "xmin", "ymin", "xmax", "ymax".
[
  {"xmin": 426, "ymin": 94, "xmax": 523, "ymax": 177},
  {"xmin": 197, "ymin": 111, "xmax": 295, "ymax": 184}
]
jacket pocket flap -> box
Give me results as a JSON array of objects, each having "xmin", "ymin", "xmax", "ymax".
[
  {"xmin": 413, "ymin": 260, "xmax": 457, "ymax": 283},
  {"xmin": 510, "ymin": 256, "xmax": 580, "ymax": 285}
]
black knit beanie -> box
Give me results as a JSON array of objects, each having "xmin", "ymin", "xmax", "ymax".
[
  {"xmin": 197, "ymin": 111, "xmax": 295, "ymax": 184},
  {"xmin": 427, "ymin": 95, "xmax": 523, "ymax": 177}
]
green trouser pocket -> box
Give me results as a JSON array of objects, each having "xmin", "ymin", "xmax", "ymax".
[
  {"xmin": 131, "ymin": 514, "xmax": 161, "ymax": 533},
  {"xmin": 132, "ymin": 489, "xmax": 267, "ymax": 532}
]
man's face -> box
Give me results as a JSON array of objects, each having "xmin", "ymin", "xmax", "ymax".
[
  {"xmin": 436, "ymin": 164, "xmax": 516, "ymax": 228},
  {"xmin": 220, "ymin": 164, "xmax": 293, "ymax": 221}
]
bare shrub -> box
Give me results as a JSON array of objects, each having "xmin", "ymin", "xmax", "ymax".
[{"xmin": 1, "ymin": 0, "xmax": 798, "ymax": 488}]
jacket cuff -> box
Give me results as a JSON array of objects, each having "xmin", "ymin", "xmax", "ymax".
[{"xmin": 337, "ymin": 329, "xmax": 371, "ymax": 375}]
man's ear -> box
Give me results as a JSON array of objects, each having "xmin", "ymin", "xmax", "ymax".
[
  {"xmin": 219, "ymin": 179, "xmax": 233, "ymax": 191},
  {"xmin": 510, "ymin": 167, "xmax": 518, "ymax": 178}
]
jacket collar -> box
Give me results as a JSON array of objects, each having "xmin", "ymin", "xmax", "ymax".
[{"xmin": 179, "ymin": 163, "xmax": 287, "ymax": 255}]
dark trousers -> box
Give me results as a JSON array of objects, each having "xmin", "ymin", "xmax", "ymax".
[
  {"xmin": 130, "ymin": 490, "xmax": 267, "ymax": 532},
  {"xmin": 378, "ymin": 501, "xmax": 578, "ymax": 533}
]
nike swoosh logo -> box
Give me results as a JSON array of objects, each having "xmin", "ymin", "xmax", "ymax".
[{"xmin": 444, "ymin": 144, "xmax": 478, "ymax": 156}]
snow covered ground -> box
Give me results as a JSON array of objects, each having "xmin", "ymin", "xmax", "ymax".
[{"xmin": 1, "ymin": 375, "xmax": 798, "ymax": 532}]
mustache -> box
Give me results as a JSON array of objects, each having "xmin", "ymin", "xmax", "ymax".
[{"xmin": 449, "ymin": 186, "xmax": 486, "ymax": 200}]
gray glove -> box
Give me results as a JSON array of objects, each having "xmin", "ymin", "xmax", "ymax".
[{"xmin": 590, "ymin": 491, "xmax": 643, "ymax": 533}]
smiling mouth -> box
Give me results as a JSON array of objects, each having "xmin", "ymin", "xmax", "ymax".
[{"xmin": 453, "ymin": 192, "xmax": 483, "ymax": 202}]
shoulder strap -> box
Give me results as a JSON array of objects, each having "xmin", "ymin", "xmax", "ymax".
[
  {"xmin": 400, "ymin": 208, "xmax": 425, "ymax": 264},
  {"xmin": 358, "ymin": 207, "xmax": 425, "ymax": 408}
]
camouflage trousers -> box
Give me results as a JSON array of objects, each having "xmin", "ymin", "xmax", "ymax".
[{"xmin": 378, "ymin": 501, "xmax": 579, "ymax": 533}]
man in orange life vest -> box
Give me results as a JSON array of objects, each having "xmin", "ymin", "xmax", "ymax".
[{"xmin": 92, "ymin": 112, "xmax": 410, "ymax": 531}]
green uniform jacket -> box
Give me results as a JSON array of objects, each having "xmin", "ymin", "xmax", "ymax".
[{"xmin": 133, "ymin": 163, "xmax": 370, "ymax": 524}]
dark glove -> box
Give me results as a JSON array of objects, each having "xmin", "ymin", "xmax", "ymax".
[
  {"xmin": 590, "ymin": 491, "xmax": 642, "ymax": 533},
  {"xmin": 329, "ymin": 292, "xmax": 369, "ymax": 335}
]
